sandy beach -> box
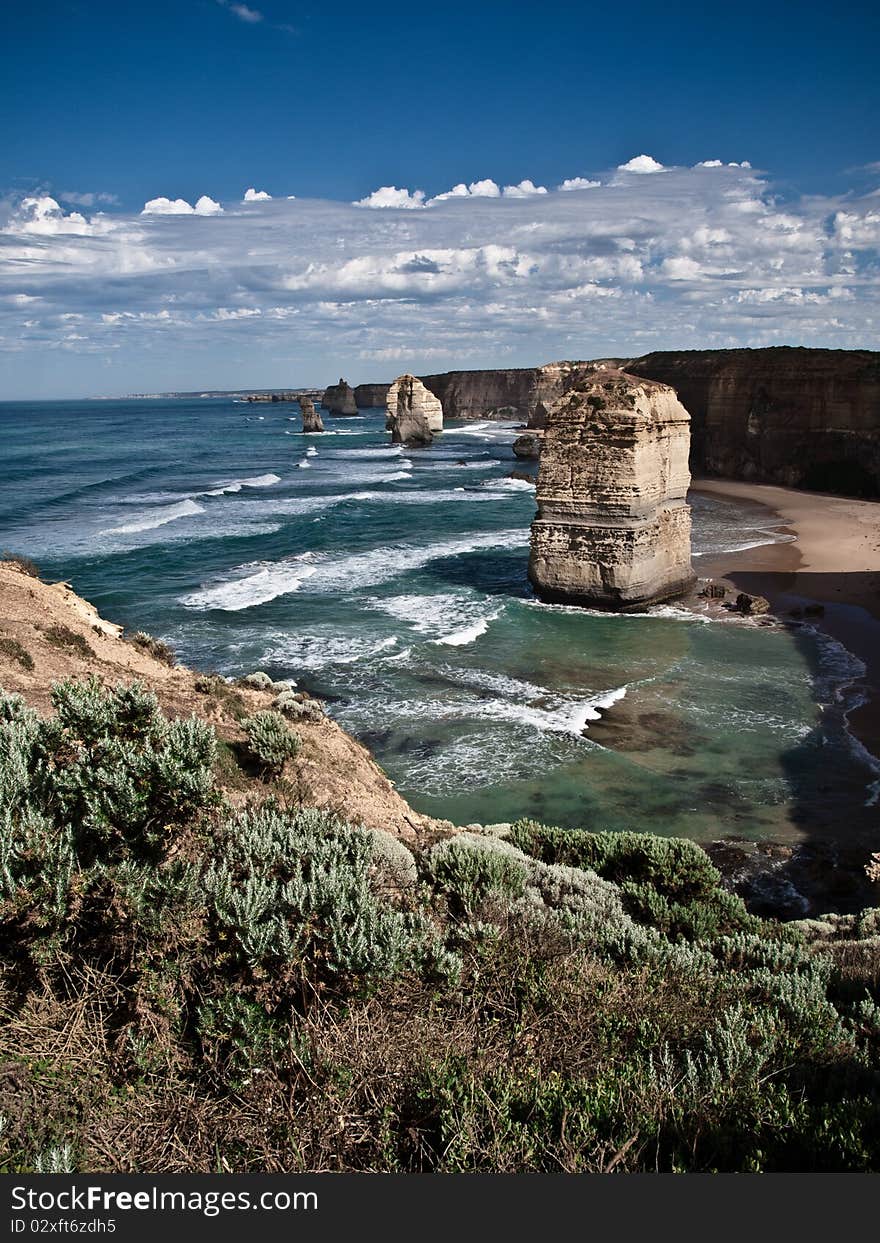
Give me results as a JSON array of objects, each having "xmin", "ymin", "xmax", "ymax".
[{"xmin": 692, "ymin": 478, "xmax": 880, "ymax": 759}]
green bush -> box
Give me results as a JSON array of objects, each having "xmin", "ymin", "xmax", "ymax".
[
  {"xmin": 242, "ymin": 710, "xmax": 300, "ymax": 776},
  {"xmin": 425, "ymin": 837, "xmax": 528, "ymax": 917},
  {"xmin": 204, "ymin": 806, "xmax": 453, "ymax": 988}
]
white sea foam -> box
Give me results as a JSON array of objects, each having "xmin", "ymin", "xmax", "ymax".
[
  {"xmin": 258, "ymin": 631, "xmax": 400, "ymax": 670},
  {"xmin": 434, "ymin": 618, "xmax": 493, "ymax": 646},
  {"xmin": 105, "ymin": 498, "xmax": 205, "ymax": 534},
  {"xmin": 306, "ymin": 447, "xmax": 318, "ymax": 457},
  {"xmin": 203, "ymin": 473, "xmax": 281, "ymax": 496},
  {"xmin": 182, "ymin": 557, "xmax": 317, "ymax": 611},
  {"xmin": 370, "ymin": 592, "xmax": 504, "ymax": 644},
  {"xmin": 183, "ymin": 530, "xmax": 529, "ymax": 612},
  {"xmin": 483, "ymin": 476, "xmax": 535, "ymax": 491}
]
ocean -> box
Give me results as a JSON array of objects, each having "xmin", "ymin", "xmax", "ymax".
[{"xmin": 1, "ymin": 396, "xmax": 875, "ymax": 841}]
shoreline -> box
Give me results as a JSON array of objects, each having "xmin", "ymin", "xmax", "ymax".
[{"xmin": 691, "ymin": 478, "xmax": 880, "ymax": 763}]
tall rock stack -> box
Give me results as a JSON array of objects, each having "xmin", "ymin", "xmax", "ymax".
[
  {"xmin": 528, "ymin": 369, "xmax": 695, "ymax": 610},
  {"xmin": 322, "ymin": 378, "xmax": 358, "ymax": 415},
  {"xmin": 386, "ymin": 374, "xmax": 443, "ymax": 445},
  {"xmin": 299, "ymin": 396, "xmax": 324, "ymax": 433}
]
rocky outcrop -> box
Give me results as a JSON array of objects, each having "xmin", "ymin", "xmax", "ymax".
[
  {"xmin": 354, "ymin": 382, "xmax": 391, "ymax": 409},
  {"xmin": 627, "ymin": 348, "xmax": 880, "ymax": 498},
  {"xmin": 299, "ymin": 396, "xmax": 324, "ymax": 433},
  {"xmin": 512, "ymin": 431, "xmax": 542, "ymax": 459},
  {"xmin": 322, "ymin": 378, "xmax": 358, "ymax": 415},
  {"xmin": 386, "ymin": 374, "xmax": 442, "ymax": 444},
  {"xmin": 528, "ymin": 370, "xmax": 696, "ymax": 609},
  {"xmin": 420, "ymin": 361, "xmax": 611, "ymax": 425}
]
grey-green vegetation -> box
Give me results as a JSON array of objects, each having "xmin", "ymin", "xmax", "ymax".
[{"xmin": 0, "ymin": 679, "xmax": 878, "ymax": 1173}]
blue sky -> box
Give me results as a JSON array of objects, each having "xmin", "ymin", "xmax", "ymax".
[{"xmin": 1, "ymin": 0, "xmax": 878, "ymax": 397}]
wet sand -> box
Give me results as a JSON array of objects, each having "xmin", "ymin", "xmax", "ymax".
[{"xmin": 692, "ymin": 478, "xmax": 880, "ymax": 759}]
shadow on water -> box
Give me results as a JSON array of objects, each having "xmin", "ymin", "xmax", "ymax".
[{"xmin": 704, "ymin": 570, "xmax": 880, "ymax": 917}]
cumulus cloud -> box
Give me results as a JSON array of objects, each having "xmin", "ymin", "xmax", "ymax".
[
  {"xmin": 142, "ymin": 197, "xmax": 195, "ymax": 216},
  {"xmin": 617, "ymin": 154, "xmax": 666, "ymax": 173},
  {"xmin": 354, "ymin": 186, "xmax": 426, "ymax": 209},
  {"xmin": 502, "ymin": 180, "xmax": 548, "ymax": 197},
  {"xmin": 243, "ymin": 187, "xmax": 272, "ymax": 202},
  {"xmin": 2, "ymin": 158, "xmax": 878, "ymax": 394},
  {"xmin": 558, "ymin": 177, "xmax": 601, "ymax": 191},
  {"xmin": 194, "ymin": 196, "xmax": 224, "ymax": 215}
]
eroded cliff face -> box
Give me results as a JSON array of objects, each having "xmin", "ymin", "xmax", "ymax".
[
  {"xmin": 420, "ymin": 361, "xmax": 606, "ymax": 424},
  {"xmin": 529, "ymin": 370, "xmax": 695, "ymax": 609},
  {"xmin": 322, "ymin": 378, "xmax": 358, "ymax": 415},
  {"xmin": 386, "ymin": 374, "xmax": 442, "ymax": 443},
  {"xmin": 628, "ymin": 348, "xmax": 880, "ymax": 497},
  {"xmin": 354, "ymin": 382, "xmax": 391, "ymax": 409}
]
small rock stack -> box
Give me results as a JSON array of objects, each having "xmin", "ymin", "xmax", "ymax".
[
  {"xmin": 385, "ymin": 374, "xmax": 443, "ymax": 445},
  {"xmin": 299, "ymin": 396, "xmax": 324, "ymax": 433}
]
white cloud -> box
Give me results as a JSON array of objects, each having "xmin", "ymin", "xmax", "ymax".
[
  {"xmin": 3, "ymin": 160, "xmax": 878, "ymax": 391},
  {"xmin": 354, "ymin": 186, "xmax": 426, "ymax": 209},
  {"xmin": 142, "ymin": 195, "xmax": 224, "ymax": 218},
  {"xmin": 428, "ymin": 183, "xmax": 471, "ymax": 203},
  {"xmin": 194, "ymin": 195, "xmax": 224, "ymax": 216},
  {"xmin": 216, "ymin": 1, "xmax": 263, "ymax": 22},
  {"xmin": 466, "ymin": 179, "xmax": 501, "ymax": 198},
  {"xmin": 243, "ymin": 187, "xmax": 272, "ymax": 202},
  {"xmin": 661, "ymin": 256, "xmax": 703, "ymax": 280},
  {"xmin": 60, "ymin": 190, "xmax": 119, "ymax": 207},
  {"xmin": 617, "ymin": 154, "xmax": 666, "ymax": 173},
  {"xmin": 14, "ymin": 196, "xmax": 115, "ymax": 236},
  {"xmin": 503, "ymin": 180, "xmax": 548, "ymax": 197},
  {"xmin": 833, "ymin": 209, "xmax": 880, "ymax": 248},
  {"xmin": 557, "ymin": 177, "xmax": 601, "ymax": 191},
  {"xmin": 142, "ymin": 197, "xmax": 196, "ymax": 216}
]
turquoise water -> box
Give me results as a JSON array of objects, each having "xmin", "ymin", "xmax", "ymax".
[{"xmin": 1, "ymin": 397, "xmax": 874, "ymax": 841}]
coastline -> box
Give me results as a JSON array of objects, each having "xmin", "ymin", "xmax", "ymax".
[{"xmin": 691, "ymin": 478, "xmax": 880, "ymax": 761}]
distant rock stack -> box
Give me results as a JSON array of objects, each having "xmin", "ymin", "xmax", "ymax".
[
  {"xmin": 299, "ymin": 396, "xmax": 324, "ymax": 433},
  {"xmin": 322, "ymin": 378, "xmax": 358, "ymax": 415},
  {"xmin": 385, "ymin": 374, "xmax": 441, "ymax": 445},
  {"xmin": 528, "ymin": 369, "xmax": 695, "ymax": 610}
]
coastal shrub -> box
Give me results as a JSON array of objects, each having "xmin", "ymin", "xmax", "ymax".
[
  {"xmin": 44, "ymin": 624, "xmax": 93, "ymax": 659},
  {"xmin": 0, "ymin": 678, "xmax": 217, "ymax": 866},
  {"xmin": 241, "ymin": 710, "xmax": 300, "ymax": 776},
  {"xmin": 128, "ymin": 630, "xmax": 176, "ymax": 666},
  {"xmin": 425, "ymin": 837, "xmax": 528, "ymax": 917},
  {"xmin": 510, "ymin": 821, "xmax": 721, "ymax": 899},
  {"xmin": 0, "ymin": 636, "xmax": 34, "ymax": 673},
  {"xmin": 3, "ymin": 674, "xmax": 880, "ymax": 1171},
  {"xmin": 204, "ymin": 807, "xmax": 454, "ymax": 989},
  {"xmin": 509, "ymin": 820, "xmax": 756, "ymax": 940}
]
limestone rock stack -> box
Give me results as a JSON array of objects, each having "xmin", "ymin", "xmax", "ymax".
[
  {"xmin": 299, "ymin": 396, "xmax": 324, "ymax": 433},
  {"xmin": 322, "ymin": 378, "xmax": 358, "ymax": 415},
  {"xmin": 528, "ymin": 370, "xmax": 695, "ymax": 609},
  {"xmin": 386, "ymin": 374, "xmax": 443, "ymax": 444}
]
